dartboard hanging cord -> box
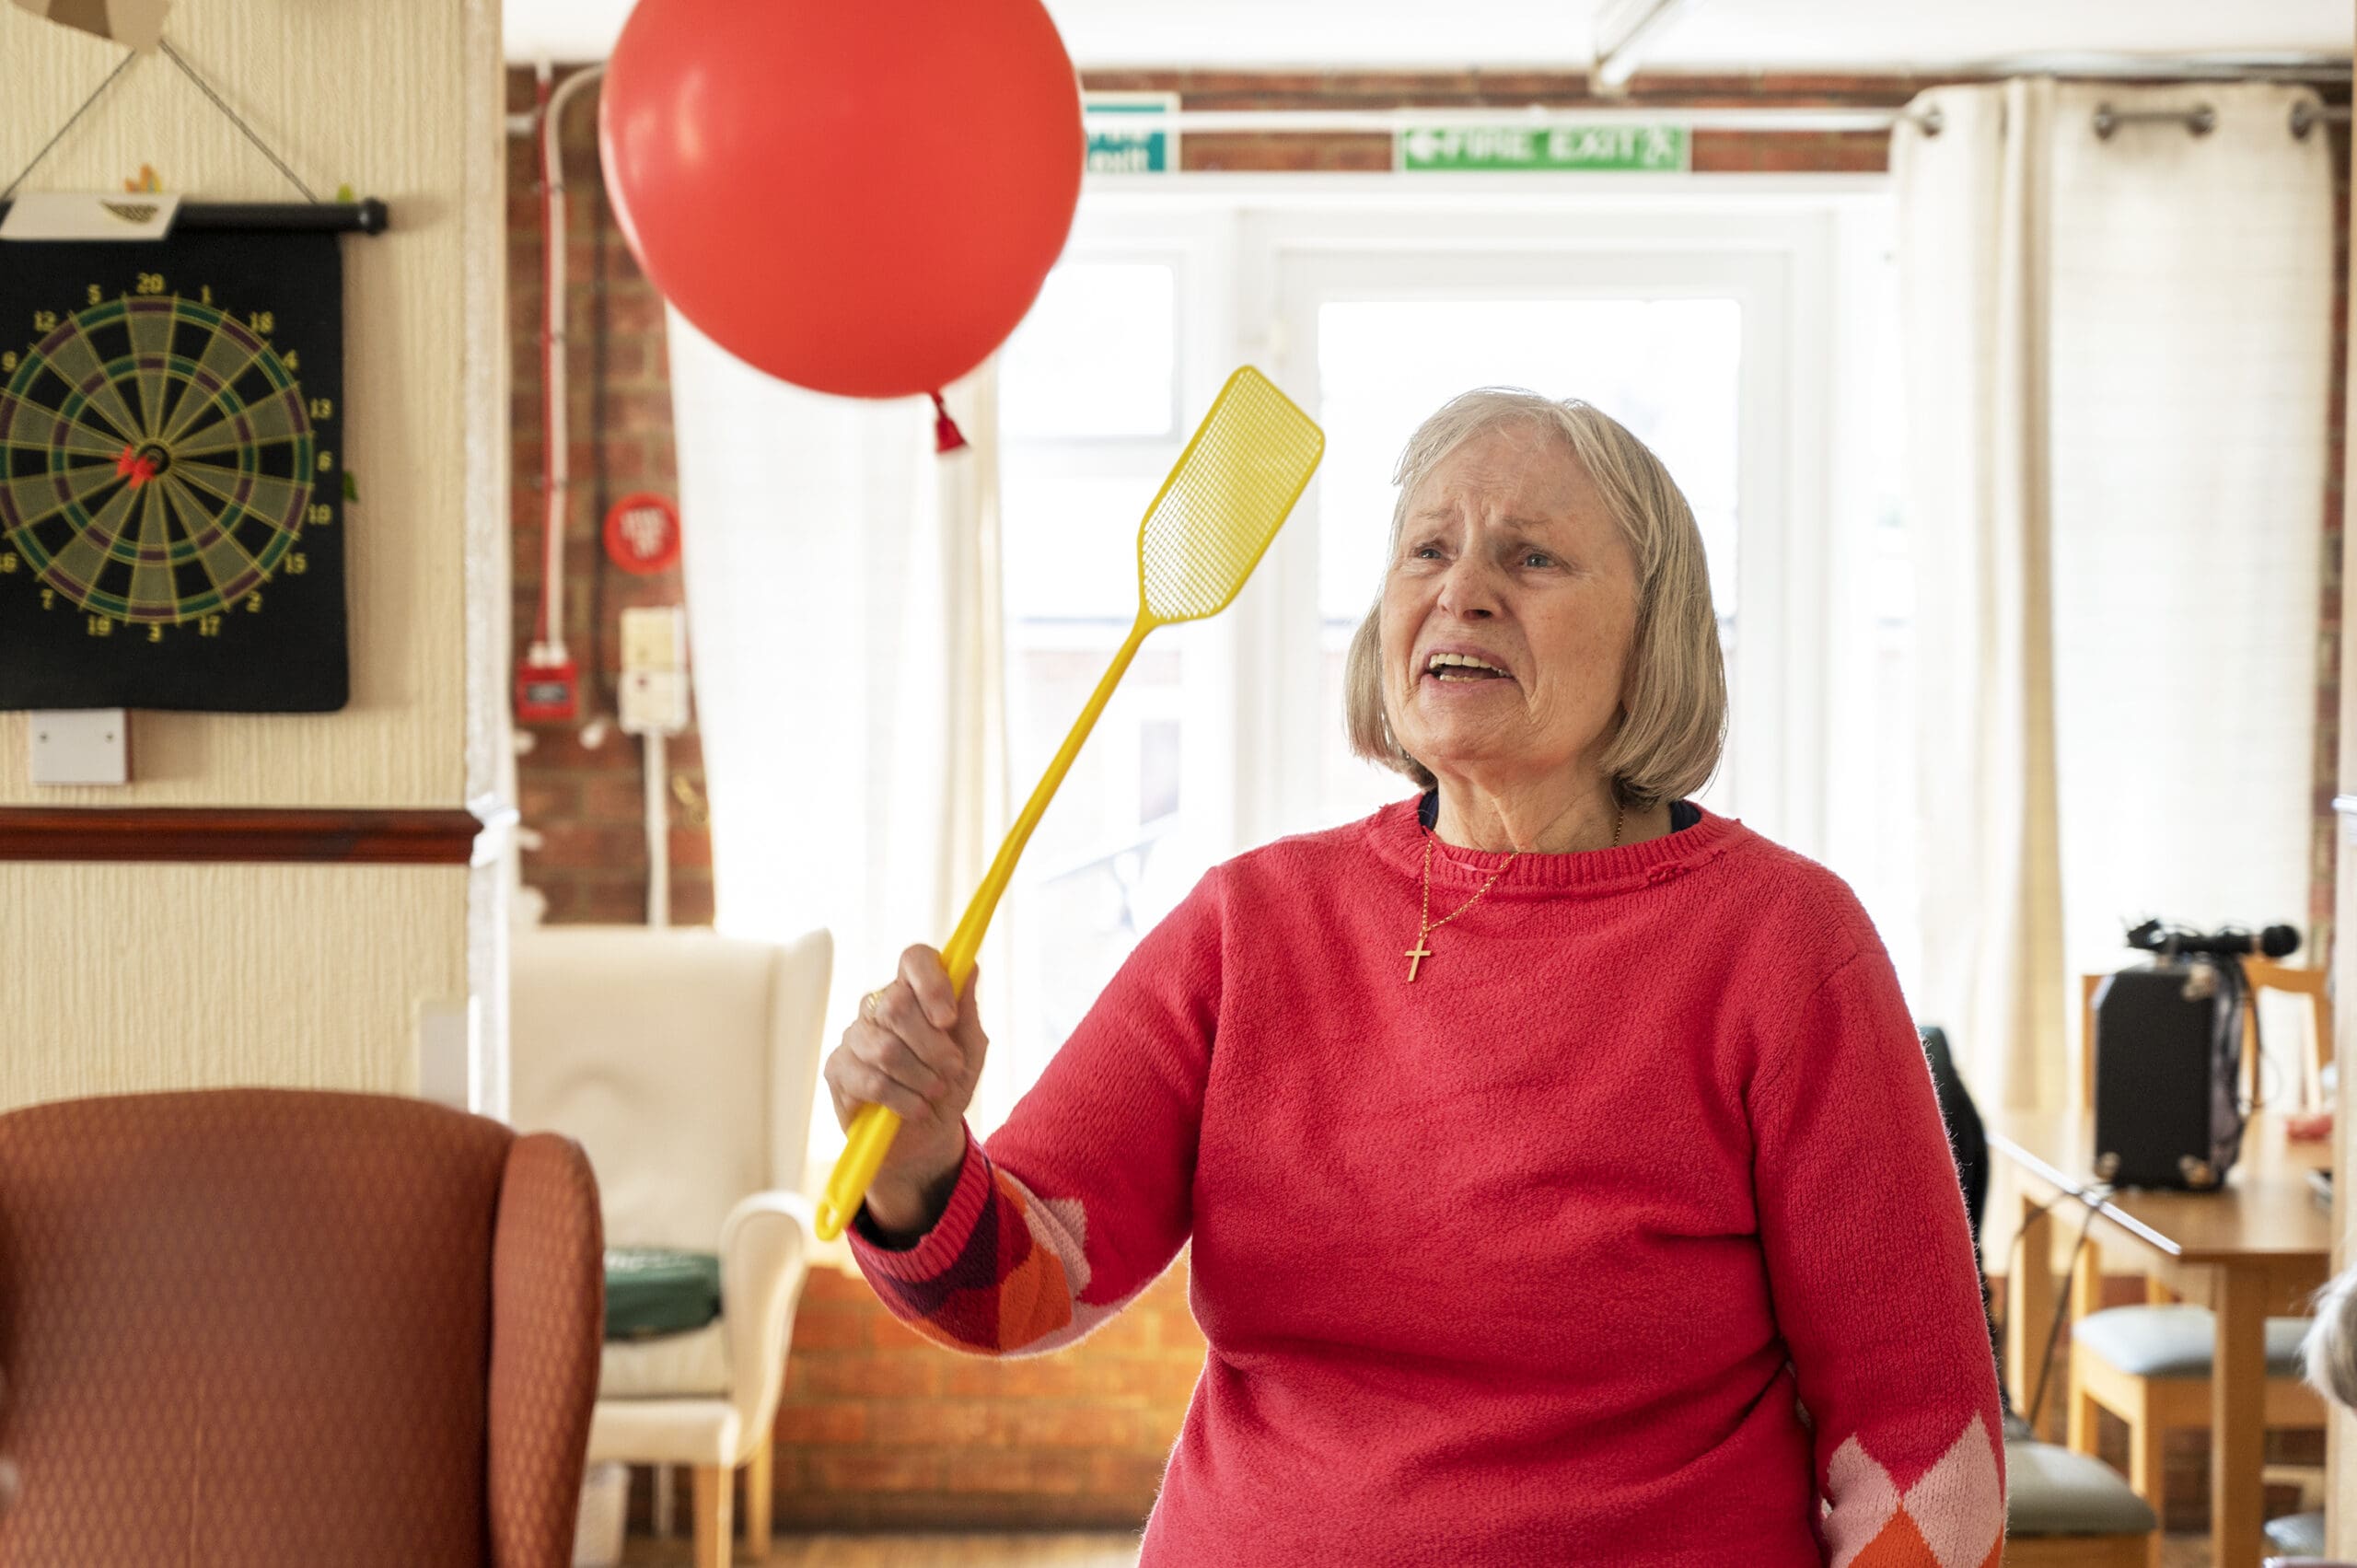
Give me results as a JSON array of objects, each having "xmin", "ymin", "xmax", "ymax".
[
  {"xmin": 1, "ymin": 49, "xmax": 139, "ymax": 201},
  {"xmin": 1, "ymin": 39, "xmax": 319, "ymax": 204},
  {"xmin": 156, "ymin": 41, "xmax": 320, "ymax": 203}
]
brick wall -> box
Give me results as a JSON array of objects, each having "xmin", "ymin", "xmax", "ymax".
[
  {"xmin": 507, "ymin": 66, "xmax": 712, "ymax": 926},
  {"xmin": 765, "ymin": 1260, "xmax": 1206, "ymax": 1528},
  {"xmin": 506, "ymin": 67, "xmax": 2351, "ymax": 1531}
]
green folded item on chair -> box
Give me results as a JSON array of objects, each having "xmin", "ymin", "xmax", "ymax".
[{"xmin": 604, "ymin": 1248, "xmax": 723, "ymax": 1341}]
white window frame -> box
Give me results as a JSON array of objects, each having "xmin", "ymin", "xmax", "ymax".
[{"xmin": 1028, "ymin": 171, "xmax": 1893, "ymax": 874}]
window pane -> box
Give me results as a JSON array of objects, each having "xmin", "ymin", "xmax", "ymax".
[
  {"xmin": 997, "ymin": 456, "xmax": 1156, "ymax": 621},
  {"xmin": 999, "ymin": 262, "xmax": 1178, "ymax": 438},
  {"xmin": 985, "ymin": 627, "xmax": 1198, "ymax": 1127},
  {"xmin": 991, "ymin": 256, "xmax": 1195, "ymax": 1125},
  {"xmin": 1316, "ymin": 298, "xmax": 1742, "ymax": 619},
  {"xmin": 1312, "ymin": 297, "xmax": 1744, "ymax": 827}
]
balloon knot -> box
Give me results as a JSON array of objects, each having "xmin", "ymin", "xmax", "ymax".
[{"xmin": 931, "ymin": 390, "xmax": 969, "ymax": 455}]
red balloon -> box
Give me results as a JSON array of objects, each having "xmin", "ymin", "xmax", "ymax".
[{"xmin": 599, "ymin": 0, "xmax": 1084, "ymax": 400}]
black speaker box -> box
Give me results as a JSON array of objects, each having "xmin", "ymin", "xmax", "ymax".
[{"xmin": 2090, "ymin": 962, "xmax": 2242, "ymax": 1191}]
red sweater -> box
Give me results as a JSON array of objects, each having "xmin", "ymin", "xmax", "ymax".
[{"xmin": 853, "ymin": 799, "xmax": 2006, "ymax": 1566}]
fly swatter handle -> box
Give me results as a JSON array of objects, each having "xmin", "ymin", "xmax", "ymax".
[
  {"xmin": 817, "ymin": 1105, "xmax": 906, "ymax": 1243},
  {"xmin": 814, "ymin": 621, "xmax": 1151, "ymax": 1242}
]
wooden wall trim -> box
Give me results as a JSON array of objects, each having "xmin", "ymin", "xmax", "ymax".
[{"xmin": 0, "ymin": 807, "xmax": 484, "ymax": 865}]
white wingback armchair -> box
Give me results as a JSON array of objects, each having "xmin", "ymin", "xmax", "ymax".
[{"xmin": 509, "ymin": 924, "xmax": 832, "ymax": 1568}]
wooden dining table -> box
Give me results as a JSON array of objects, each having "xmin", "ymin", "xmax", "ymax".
[{"xmin": 1986, "ymin": 1110, "xmax": 2333, "ymax": 1568}]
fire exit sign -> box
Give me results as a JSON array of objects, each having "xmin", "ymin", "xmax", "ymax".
[
  {"xmin": 1086, "ymin": 93, "xmax": 1179, "ymax": 175},
  {"xmin": 1398, "ymin": 123, "xmax": 1690, "ymax": 173}
]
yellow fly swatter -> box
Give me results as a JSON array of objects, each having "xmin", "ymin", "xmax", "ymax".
[{"xmin": 814, "ymin": 366, "xmax": 1325, "ymax": 1241}]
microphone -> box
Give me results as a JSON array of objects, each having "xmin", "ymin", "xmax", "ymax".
[{"xmin": 2124, "ymin": 919, "xmax": 2301, "ymax": 959}]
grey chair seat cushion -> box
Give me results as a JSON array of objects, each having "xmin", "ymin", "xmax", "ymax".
[
  {"xmin": 2073, "ymin": 1304, "xmax": 2311, "ymax": 1378},
  {"xmin": 2265, "ymin": 1510, "xmax": 2328, "ymax": 1554},
  {"xmin": 2004, "ymin": 1440, "xmax": 2158, "ymax": 1537}
]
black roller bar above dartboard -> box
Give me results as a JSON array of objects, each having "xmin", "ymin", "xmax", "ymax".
[
  {"xmin": 0, "ymin": 200, "xmax": 386, "ymax": 713},
  {"xmin": 0, "ymin": 200, "xmax": 389, "ymax": 234}
]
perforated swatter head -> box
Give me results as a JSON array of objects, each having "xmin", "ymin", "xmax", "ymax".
[{"xmin": 1136, "ymin": 366, "xmax": 1325, "ymax": 626}]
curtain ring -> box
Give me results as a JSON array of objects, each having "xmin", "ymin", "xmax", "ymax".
[{"xmin": 2292, "ymin": 100, "xmax": 2320, "ymax": 141}]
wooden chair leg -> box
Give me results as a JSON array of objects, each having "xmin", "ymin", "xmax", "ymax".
[
  {"xmin": 2072, "ymin": 1239, "xmax": 2105, "ymax": 1321},
  {"xmin": 743, "ymin": 1434, "xmax": 773, "ymax": 1562},
  {"xmin": 2069, "ymin": 1384, "xmax": 2102, "ymax": 1456},
  {"xmin": 2067, "ymin": 1242, "xmax": 2103, "ymax": 1455},
  {"xmin": 693, "ymin": 1463, "xmax": 733, "ymax": 1568},
  {"xmin": 2128, "ymin": 1414, "xmax": 2165, "ymax": 1543},
  {"xmin": 653, "ymin": 1462, "xmax": 677, "ymax": 1538}
]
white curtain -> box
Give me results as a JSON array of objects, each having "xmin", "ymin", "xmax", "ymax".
[
  {"xmin": 668, "ymin": 314, "xmax": 1008, "ymax": 1172},
  {"xmin": 1895, "ymin": 80, "xmax": 2333, "ymax": 1112}
]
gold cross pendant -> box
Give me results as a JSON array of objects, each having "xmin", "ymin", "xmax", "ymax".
[{"xmin": 1405, "ymin": 939, "xmax": 1433, "ymax": 982}]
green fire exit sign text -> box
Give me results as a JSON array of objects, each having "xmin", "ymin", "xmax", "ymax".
[{"xmin": 1398, "ymin": 124, "xmax": 1689, "ymax": 173}]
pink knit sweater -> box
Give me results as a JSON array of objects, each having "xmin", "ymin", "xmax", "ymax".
[{"xmin": 852, "ymin": 799, "xmax": 2006, "ymax": 1566}]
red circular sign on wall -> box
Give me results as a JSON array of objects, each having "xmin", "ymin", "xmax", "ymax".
[{"xmin": 602, "ymin": 492, "xmax": 683, "ymax": 575}]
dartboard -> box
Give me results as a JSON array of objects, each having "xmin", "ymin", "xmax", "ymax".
[{"xmin": 0, "ymin": 226, "xmax": 347, "ymax": 712}]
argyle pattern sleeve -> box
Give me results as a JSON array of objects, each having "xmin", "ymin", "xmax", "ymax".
[
  {"xmin": 848, "ymin": 866, "xmax": 1224, "ymax": 1356},
  {"xmin": 1753, "ymin": 942, "xmax": 2009, "ymax": 1568}
]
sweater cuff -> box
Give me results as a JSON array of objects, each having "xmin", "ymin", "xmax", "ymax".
[{"xmin": 846, "ymin": 1125, "xmax": 993, "ymax": 1284}]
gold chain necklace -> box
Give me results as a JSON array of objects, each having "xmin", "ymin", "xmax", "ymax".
[{"xmin": 1405, "ymin": 798, "xmax": 1624, "ymax": 982}]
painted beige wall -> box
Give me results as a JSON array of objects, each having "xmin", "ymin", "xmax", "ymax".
[
  {"xmin": 0, "ymin": 0, "xmax": 505, "ymax": 1108},
  {"xmin": 0, "ymin": 863, "xmax": 469, "ymax": 1106},
  {"xmin": 0, "ymin": 0, "xmax": 499, "ymax": 807}
]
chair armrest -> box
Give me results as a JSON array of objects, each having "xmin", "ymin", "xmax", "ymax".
[
  {"xmin": 489, "ymin": 1132, "xmax": 605, "ymax": 1568},
  {"xmin": 719, "ymin": 1190, "xmax": 817, "ymax": 1467}
]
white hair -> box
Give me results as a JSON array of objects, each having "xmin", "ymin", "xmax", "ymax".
[
  {"xmin": 1341, "ymin": 387, "xmax": 1727, "ymax": 810},
  {"xmin": 2305, "ymin": 1264, "xmax": 2357, "ymax": 1409}
]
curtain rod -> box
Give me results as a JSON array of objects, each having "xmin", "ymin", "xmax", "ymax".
[
  {"xmin": 1900, "ymin": 99, "xmax": 2349, "ymax": 139},
  {"xmin": 1084, "ymin": 103, "xmax": 2351, "ymax": 137},
  {"xmin": 496, "ymin": 98, "xmax": 2351, "ymax": 141},
  {"xmin": 1083, "ymin": 107, "xmax": 1898, "ymax": 133}
]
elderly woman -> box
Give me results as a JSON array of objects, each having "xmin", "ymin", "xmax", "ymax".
[{"xmin": 825, "ymin": 389, "xmax": 2003, "ymax": 1564}]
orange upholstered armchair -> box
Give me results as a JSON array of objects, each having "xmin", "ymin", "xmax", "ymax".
[{"xmin": 0, "ymin": 1088, "xmax": 605, "ymax": 1568}]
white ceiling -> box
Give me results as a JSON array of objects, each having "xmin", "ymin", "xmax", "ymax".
[
  {"xmin": 504, "ymin": 0, "xmax": 2351, "ymax": 72},
  {"xmin": 1644, "ymin": 0, "xmax": 2350, "ymax": 72}
]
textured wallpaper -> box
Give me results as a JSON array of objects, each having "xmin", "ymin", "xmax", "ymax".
[
  {"xmin": 0, "ymin": 862, "xmax": 470, "ymax": 1110},
  {"xmin": 0, "ymin": 0, "xmax": 501, "ymax": 1107},
  {"xmin": 0, "ymin": 0, "xmax": 498, "ymax": 807}
]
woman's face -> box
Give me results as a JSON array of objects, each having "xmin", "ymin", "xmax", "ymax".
[{"xmin": 1379, "ymin": 422, "xmax": 1642, "ymax": 795}]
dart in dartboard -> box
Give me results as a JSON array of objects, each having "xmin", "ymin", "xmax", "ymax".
[{"xmin": 0, "ymin": 228, "xmax": 350, "ymax": 712}]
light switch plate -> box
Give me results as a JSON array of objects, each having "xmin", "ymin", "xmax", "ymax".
[
  {"xmin": 620, "ymin": 605, "xmax": 686, "ymax": 673},
  {"xmin": 28, "ymin": 709, "xmax": 129, "ymax": 785}
]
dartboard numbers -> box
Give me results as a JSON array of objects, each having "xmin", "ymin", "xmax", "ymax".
[
  {"xmin": 2, "ymin": 285, "xmax": 325, "ymax": 637},
  {"xmin": 0, "ymin": 227, "xmax": 350, "ymax": 712}
]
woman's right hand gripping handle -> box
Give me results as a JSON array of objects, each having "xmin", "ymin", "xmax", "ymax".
[{"xmin": 819, "ymin": 944, "xmax": 990, "ymax": 1243}]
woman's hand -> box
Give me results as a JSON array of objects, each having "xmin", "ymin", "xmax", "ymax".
[{"xmin": 821, "ymin": 944, "xmax": 989, "ymax": 1239}]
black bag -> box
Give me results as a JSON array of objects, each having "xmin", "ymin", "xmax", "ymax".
[{"xmin": 2090, "ymin": 958, "xmax": 2247, "ymax": 1190}]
